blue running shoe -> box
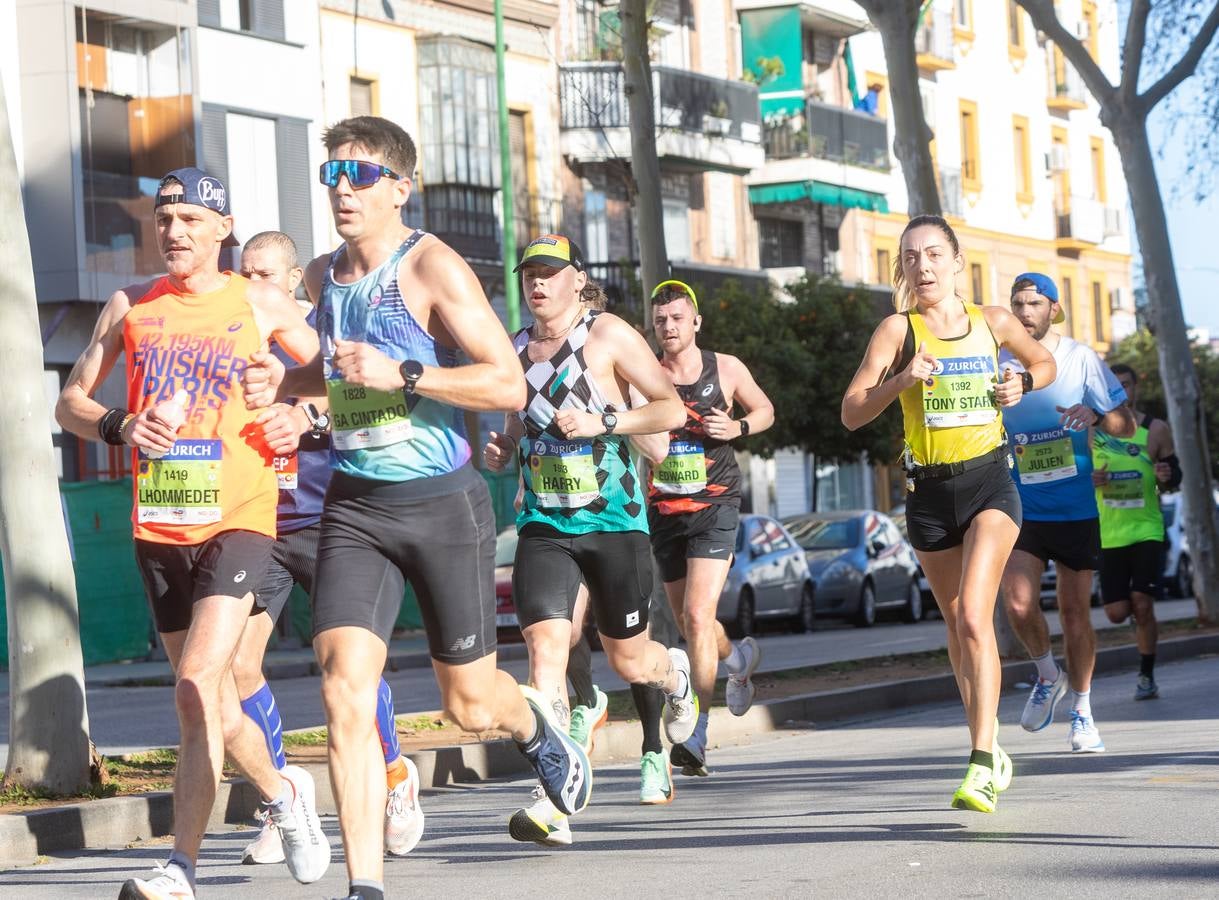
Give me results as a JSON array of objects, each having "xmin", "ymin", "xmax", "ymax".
[
  {"xmin": 1069, "ymin": 710, "xmax": 1105, "ymax": 753},
  {"xmin": 1020, "ymin": 669, "xmax": 1067, "ymax": 733},
  {"xmin": 518, "ymin": 686, "xmax": 592, "ymax": 815}
]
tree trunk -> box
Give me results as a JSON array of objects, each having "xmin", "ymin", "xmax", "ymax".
[
  {"xmin": 0, "ymin": 74, "xmax": 93, "ymax": 790},
  {"xmin": 620, "ymin": 0, "xmax": 669, "ymax": 299},
  {"xmin": 1112, "ymin": 117, "xmax": 1218, "ymax": 623}
]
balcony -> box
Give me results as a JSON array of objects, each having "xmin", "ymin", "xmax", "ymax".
[
  {"xmin": 916, "ymin": 8, "xmax": 955, "ymax": 71},
  {"xmin": 1047, "ymin": 46, "xmax": 1088, "ymax": 112},
  {"xmin": 1054, "ymin": 196, "xmax": 1104, "ymax": 254},
  {"xmin": 939, "ymin": 167, "xmax": 963, "ymax": 218},
  {"xmin": 422, "ymin": 184, "xmax": 501, "ymax": 263},
  {"xmin": 512, "ymin": 193, "xmax": 563, "ymax": 252},
  {"xmin": 560, "ymin": 63, "xmax": 764, "ymax": 174},
  {"xmin": 762, "ymin": 101, "xmax": 889, "ymax": 171}
]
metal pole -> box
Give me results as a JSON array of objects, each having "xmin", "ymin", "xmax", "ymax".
[{"xmin": 495, "ymin": 0, "xmax": 520, "ymax": 332}]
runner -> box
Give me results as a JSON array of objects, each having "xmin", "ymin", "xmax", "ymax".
[
  {"xmin": 1093, "ymin": 363, "xmax": 1179, "ymax": 700},
  {"xmin": 55, "ymin": 168, "xmax": 330, "ymax": 898},
  {"xmin": 841, "ymin": 215, "xmax": 1056, "ymax": 813},
  {"xmin": 482, "ymin": 233, "xmax": 698, "ymax": 844},
  {"xmin": 232, "ymin": 231, "xmax": 424, "ymax": 866},
  {"xmin": 240, "ymin": 118, "xmax": 590, "ymax": 900},
  {"xmin": 638, "ymin": 278, "xmax": 774, "ymax": 790},
  {"xmin": 998, "ymin": 274, "xmax": 1134, "ymax": 754}
]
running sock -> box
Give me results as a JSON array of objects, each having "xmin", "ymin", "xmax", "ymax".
[
  {"xmin": 518, "ymin": 705, "xmax": 545, "ymax": 753},
  {"xmin": 1032, "ymin": 650, "xmax": 1060, "ymax": 684},
  {"xmin": 1071, "ymin": 690, "xmax": 1092, "ymax": 718},
  {"xmin": 375, "ymin": 677, "xmax": 401, "ymax": 766},
  {"xmin": 724, "ymin": 641, "xmax": 747, "ymax": 676},
  {"xmin": 240, "ymin": 680, "xmax": 286, "ymax": 770},
  {"xmin": 631, "ymin": 683, "xmax": 664, "ymax": 755},
  {"xmin": 1140, "ymin": 653, "xmax": 1156, "ymax": 678},
  {"xmin": 265, "ymin": 776, "xmax": 295, "ymax": 815},
  {"xmin": 166, "ymin": 851, "xmax": 196, "ymax": 889},
  {"xmin": 968, "ymin": 749, "xmax": 994, "ymax": 770},
  {"xmin": 350, "ymin": 880, "xmax": 385, "ymax": 900},
  {"xmin": 386, "ymin": 756, "xmax": 409, "ymax": 790},
  {"xmin": 567, "ymin": 635, "xmax": 599, "ymax": 709}
]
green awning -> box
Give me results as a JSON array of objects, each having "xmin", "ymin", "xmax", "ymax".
[{"xmin": 749, "ymin": 180, "xmax": 890, "ymax": 213}]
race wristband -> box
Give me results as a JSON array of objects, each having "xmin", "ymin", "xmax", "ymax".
[{"xmin": 98, "ymin": 407, "xmax": 130, "ymax": 445}]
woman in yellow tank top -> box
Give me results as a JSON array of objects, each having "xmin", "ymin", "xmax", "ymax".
[{"xmin": 842, "ymin": 215, "xmax": 1056, "ymax": 813}]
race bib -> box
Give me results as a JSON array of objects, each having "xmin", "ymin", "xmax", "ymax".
[
  {"xmin": 136, "ymin": 440, "xmax": 223, "ymax": 525},
  {"xmin": 274, "ymin": 453, "xmax": 298, "ymax": 490},
  {"xmin": 922, "ymin": 355, "xmax": 998, "ymax": 428},
  {"xmin": 1101, "ymin": 469, "xmax": 1145, "ymax": 508},
  {"xmin": 1013, "ymin": 429, "xmax": 1078, "ymax": 485},
  {"xmin": 529, "ymin": 438, "xmax": 598, "ymax": 509},
  {"xmin": 326, "ymin": 379, "xmax": 413, "ymax": 451},
  {"xmin": 654, "ymin": 439, "xmax": 708, "ymax": 495}
]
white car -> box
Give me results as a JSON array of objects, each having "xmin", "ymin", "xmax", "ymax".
[{"xmin": 1160, "ymin": 490, "xmax": 1219, "ymax": 597}]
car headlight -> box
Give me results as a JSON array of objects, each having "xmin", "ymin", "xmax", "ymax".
[{"xmin": 821, "ymin": 560, "xmax": 856, "ymax": 582}]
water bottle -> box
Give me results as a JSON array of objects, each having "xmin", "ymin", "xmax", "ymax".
[{"xmin": 144, "ymin": 389, "xmax": 190, "ymax": 460}]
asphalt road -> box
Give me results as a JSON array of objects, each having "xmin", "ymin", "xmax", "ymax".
[{"xmin": 2, "ymin": 654, "xmax": 1215, "ymax": 898}]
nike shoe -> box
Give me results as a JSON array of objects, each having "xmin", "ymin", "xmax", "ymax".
[
  {"xmin": 662, "ymin": 648, "xmax": 699, "ymax": 744},
  {"xmin": 950, "ymin": 763, "xmax": 997, "ymax": 813},
  {"xmin": 519, "ymin": 685, "xmax": 592, "ymax": 816},
  {"xmin": 508, "ymin": 784, "xmax": 573, "ymax": 846},
  {"xmin": 992, "ymin": 738, "xmax": 1013, "ymax": 794},
  {"xmin": 241, "ymin": 807, "xmax": 285, "ymax": 865},
  {"xmin": 1020, "ymin": 669, "xmax": 1068, "ymax": 733},
  {"xmin": 385, "ymin": 756, "xmax": 425, "ymax": 856},
  {"xmin": 568, "ymin": 687, "xmax": 609, "ymax": 754},
  {"xmin": 639, "ymin": 751, "xmax": 675, "ymax": 804},
  {"xmin": 1069, "ymin": 711, "xmax": 1105, "ymax": 753},
  {"xmin": 1134, "ymin": 674, "xmax": 1159, "ymax": 701},
  {"xmin": 726, "ymin": 637, "xmax": 761, "ymax": 716},
  {"xmin": 118, "ymin": 863, "xmax": 194, "ymax": 899},
  {"xmin": 269, "ymin": 765, "xmax": 332, "ymax": 884},
  {"xmin": 669, "ymin": 724, "xmax": 708, "ymax": 778}
]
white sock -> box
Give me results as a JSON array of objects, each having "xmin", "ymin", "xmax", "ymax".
[
  {"xmin": 1072, "ymin": 690, "xmax": 1092, "ymax": 718},
  {"xmin": 724, "ymin": 642, "xmax": 747, "ymax": 675},
  {"xmin": 1033, "ymin": 650, "xmax": 1060, "ymax": 683}
]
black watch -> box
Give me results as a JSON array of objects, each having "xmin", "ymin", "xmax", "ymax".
[
  {"xmin": 400, "ymin": 359, "xmax": 424, "ymax": 394},
  {"xmin": 302, "ymin": 403, "xmax": 330, "ymax": 436},
  {"xmin": 601, "ymin": 412, "xmax": 618, "ymax": 434},
  {"xmin": 738, "ymin": 418, "xmax": 750, "ymax": 437},
  {"xmin": 1019, "ymin": 371, "xmax": 1034, "ymax": 395}
]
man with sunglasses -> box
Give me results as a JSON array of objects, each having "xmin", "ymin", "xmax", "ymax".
[
  {"xmin": 640, "ymin": 279, "xmax": 774, "ymax": 781},
  {"xmin": 242, "ymin": 117, "xmax": 590, "ymax": 900}
]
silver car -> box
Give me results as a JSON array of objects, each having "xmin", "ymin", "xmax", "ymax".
[{"xmin": 716, "ymin": 515, "xmax": 815, "ymax": 638}]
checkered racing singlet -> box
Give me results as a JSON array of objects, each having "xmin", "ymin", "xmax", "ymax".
[{"xmin": 513, "ymin": 309, "xmax": 647, "ymax": 535}]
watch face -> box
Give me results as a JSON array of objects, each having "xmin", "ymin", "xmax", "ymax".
[{"xmin": 315, "ymin": 413, "xmax": 331, "ymax": 430}]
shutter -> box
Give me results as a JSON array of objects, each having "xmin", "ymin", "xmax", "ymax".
[
  {"xmin": 198, "ymin": 0, "xmax": 220, "ymax": 27},
  {"xmin": 773, "ymin": 450, "xmax": 809, "ymax": 519},
  {"xmin": 276, "ymin": 118, "xmax": 314, "ymax": 262},
  {"xmin": 200, "ymin": 104, "xmax": 229, "ymax": 185},
  {"xmin": 252, "ymin": 0, "xmax": 286, "ymax": 41}
]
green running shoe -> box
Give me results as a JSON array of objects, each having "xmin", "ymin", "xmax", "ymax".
[
  {"xmin": 951, "ymin": 763, "xmax": 997, "ymax": 813},
  {"xmin": 639, "ymin": 751, "xmax": 674, "ymax": 805},
  {"xmin": 568, "ymin": 687, "xmax": 609, "ymax": 755}
]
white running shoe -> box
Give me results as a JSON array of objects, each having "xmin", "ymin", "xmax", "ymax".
[
  {"xmin": 269, "ymin": 765, "xmax": 332, "ymax": 883},
  {"xmin": 662, "ymin": 648, "xmax": 699, "ymax": 744},
  {"xmin": 1020, "ymin": 669, "xmax": 1068, "ymax": 732},
  {"xmin": 508, "ymin": 784, "xmax": 573, "ymax": 846},
  {"xmin": 726, "ymin": 636, "xmax": 761, "ymax": 716},
  {"xmin": 1069, "ymin": 711, "xmax": 1105, "ymax": 753},
  {"xmin": 118, "ymin": 863, "xmax": 195, "ymax": 899},
  {"xmin": 241, "ymin": 807, "xmax": 285, "ymax": 865},
  {"xmin": 385, "ymin": 756, "xmax": 425, "ymax": 856}
]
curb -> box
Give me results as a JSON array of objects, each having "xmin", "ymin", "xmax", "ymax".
[{"xmin": 3, "ymin": 632, "xmax": 1214, "ymax": 868}]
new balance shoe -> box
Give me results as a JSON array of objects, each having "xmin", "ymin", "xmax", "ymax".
[
  {"xmin": 385, "ymin": 756, "xmax": 425, "ymax": 856},
  {"xmin": 519, "ymin": 685, "xmax": 592, "ymax": 816},
  {"xmin": 639, "ymin": 751, "xmax": 674, "ymax": 804},
  {"xmin": 241, "ymin": 807, "xmax": 285, "ymax": 865},
  {"xmin": 662, "ymin": 648, "xmax": 699, "ymax": 744},
  {"xmin": 270, "ymin": 765, "xmax": 332, "ymax": 884},
  {"xmin": 670, "ymin": 725, "xmax": 708, "ymax": 778},
  {"xmin": 950, "ymin": 763, "xmax": 997, "ymax": 813},
  {"xmin": 1069, "ymin": 711, "xmax": 1105, "ymax": 753},
  {"xmin": 1020, "ymin": 669, "xmax": 1068, "ymax": 732},
  {"xmin": 508, "ymin": 784, "xmax": 573, "ymax": 846},
  {"xmin": 726, "ymin": 637, "xmax": 761, "ymax": 716},
  {"xmin": 1134, "ymin": 674, "xmax": 1159, "ymax": 701},
  {"xmin": 568, "ymin": 687, "xmax": 609, "ymax": 754},
  {"xmin": 118, "ymin": 863, "xmax": 194, "ymax": 899}
]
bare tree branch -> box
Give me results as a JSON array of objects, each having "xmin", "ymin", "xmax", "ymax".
[
  {"xmin": 1120, "ymin": 0, "xmax": 1152, "ymax": 103},
  {"xmin": 1017, "ymin": 0, "xmax": 1116, "ymax": 110},
  {"xmin": 1141, "ymin": 0, "xmax": 1219, "ymax": 111}
]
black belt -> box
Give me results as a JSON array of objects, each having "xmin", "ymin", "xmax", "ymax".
[{"xmin": 906, "ymin": 444, "xmax": 1009, "ymax": 482}]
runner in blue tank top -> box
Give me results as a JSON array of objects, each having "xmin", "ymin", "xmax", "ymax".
[
  {"xmin": 997, "ymin": 274, "xmax": 1133, "ymax": 755},
  {"xmin": 241, "ymin": 118, "xmax": 592, "ymax": 900}
]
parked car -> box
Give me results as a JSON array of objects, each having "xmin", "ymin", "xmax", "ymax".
[
  {"xmin": 782, "ymin": 510, "xmax": 922, "ymax": 627},
  {"xmin": 494, "ymin": 527, "xmax": 522, "ymax": 639},
  {"xmin": 716, "ymin": 515, "xmax": 815, "ymax": 638},
  {"xmin": 1161, "ymin": 490, "xmax": 1219, "ymax": 597}
]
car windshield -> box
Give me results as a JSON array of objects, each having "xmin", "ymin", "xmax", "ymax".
[
  {"xmin": 786, "ymin": 517, "xmax": 859, "ymax": 550},
  {"xmin": 494, "ymin": 530, "xmax": 518, "ymax": 566}
]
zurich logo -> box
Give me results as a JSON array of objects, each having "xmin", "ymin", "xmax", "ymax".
[
  {"xmin": 1014, "ymin": 433, "xmax": 1029, "ymax": 445},
  {"xmin": 930, "ymin": 360, "xmax": 945, "ymax": 375},
  {"xmin": 534, "ymin": 439, "xmax": 547, "ymax": 455}
]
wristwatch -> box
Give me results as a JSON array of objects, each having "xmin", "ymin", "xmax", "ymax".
[
  {"xmin": 400, "ymin": 359, "xmax": 424, "ymax": 394},
  {"xmin": 302, "ymin": 402, "xmax": 330, "ymax": 436},
  {"xmin": 738, "ymin": 418, "xmax": 751, "ymax": 437},
  {"xmin": 1019, "ymin": 371, "xmax": 1034, "ymax": 395},
  {"xmin": 601, "ymin": 412, "xmax": 618, "ymax": 434}
]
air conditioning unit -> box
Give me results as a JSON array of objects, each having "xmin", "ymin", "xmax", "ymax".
[
  {"xmin": 1049, "ymin": 144, "xmax": 1070, "ymax": 171},
  {"xmin": 1109, "ymin": 286, "xmax": 1126, "ymax": 312}
]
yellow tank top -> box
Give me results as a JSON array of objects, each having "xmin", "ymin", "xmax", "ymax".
[{"xmin": 898, "ymin": 302, "xmax": 1005, "ymax": 466}]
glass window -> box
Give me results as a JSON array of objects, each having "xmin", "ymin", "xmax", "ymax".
[
  {"xmin": 1092, "ymin": 281, "xmax": 1104, "ymax": 340},
  {"xmin": 1007, "ymin": 0, "xmax": 1024, "ymax": 49},
  {"xmin": 225, "ymin": 113, "xmax": 280, "ymax": 238},
  {"xmin": 759, "ymin": 218, "xmax": 804, "ymax": 269},
  {"xmin": 584, "ymin": 189, "xmax": 608, "ymax": 262},
  {"xmin": 959, "ymin": 100, "xmax": 980, "ymax": 187},
  {"xmin": 971, "ymin": 262, "xmax": 984, "ymax": 304},
  {"xmin": 763, "ymin": 520, "xmax": 792, "ymax": 552},
  {"xmin": 786, "ymin": 517, "xmax": 860, "ymax": 550},
  {"xmin": 663, "ymin": 198, "xmax": 691, "ymax": 261},
  {"xmin": 350, "ymin": 77, "xmax": 375, "ymax": 117},
  {"xmin": 877, "ymin": 247, "xmax": 891, "ymax": 285}
]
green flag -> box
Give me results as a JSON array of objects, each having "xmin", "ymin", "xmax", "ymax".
[{"xmin": 844, "ymin": 39, "xmax": 861, "ymax": 107}]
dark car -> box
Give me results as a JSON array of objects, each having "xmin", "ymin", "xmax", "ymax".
[
  {"xmin": 716, "ymin": 515, "xmax": 815, "ymax": 638},
  {"xmin": 782, "ymin": 511, "xmax": 923, "ymax": 627}
]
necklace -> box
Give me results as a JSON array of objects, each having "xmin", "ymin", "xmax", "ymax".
[{"xmin": 528, "ymin": 307, "xmax": 584, "ymax": 344}]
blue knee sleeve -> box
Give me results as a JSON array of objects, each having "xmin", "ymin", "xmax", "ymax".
[
  {"xmin": 375, "ymin": 677, "xmax": 400, "ymax": 765},
  {"xmin": 241, "ymin": 681, "xmax": 286, "ymax": 770}
]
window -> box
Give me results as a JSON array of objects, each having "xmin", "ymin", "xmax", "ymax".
[
  {"xmin": 219, "ymin": 0, "xmax": 251, "ymax": 31},
  {"xmin": 1051, "ymin": 127, "xmax": 1071, "ymax": 219},
  {"xmin": 509, "ymin": 109, "xmax": 534, "ymax": 249},
  {"xmin": 959, "ymin": 99, "xmax": 981, "ymax": 191},
  {"xmin": 876, "ymin": 247, "xmax": 891, "ymax": 285},
  {"xmin": 1062, "ymin": 276, "xmax": 1074, "ymax": 337},
  {"xmin": 759, "ymin": 218, "xmax": 804, "ymax": 269},
  {"xmin": 970, "ymin": 262, "xmax": 984, "ymax": 305},
  {"xmin": 225, "ymin": 113, "xmax": 281, "ymax": 237},
  {"xmin": 1092, "ymin": 280, "xmax": 1104, "ymax": 342},
  {"xmin": 350, "ymin": 77, "xmax": 376, "ymax": 117},
  {"xmin": 1082, "ymin": 0, "xmax": 1099, "ymax": 60},
  {"xmin": 955, "ymin": 0, "xmax": 973, "ymax": 33},
  {"xmin": 1090, "ymin": 136, "xmax": 1107, "ymax": 203},
  {"xmin": 204, "ymin": 0, "xmax": 285, "ymax": 41},
  {"xmin": 1013, "ymin": 115, "xmax": 1032, "ymax": 203},
  {"xmin": 584, "ymin": 189, "xmax": 608, "ymax": 262},
  {"xmin": 708, "ymin": 172, "xmax": 736, "ymax": 259},
  {"xmin": 1007, "ymin": 0, "xmax": 1025, "ymax": 55},
  {"xmin": 663, "ymin": 198, "xmax": 691, "ymax": 261}
]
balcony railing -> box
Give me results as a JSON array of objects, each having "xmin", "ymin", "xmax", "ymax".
[
  {"xmin": 762, "ymin": 101, "xmax": 889, "ymax": 170},
  {"xmin": 1055, "ymin": 196, "xmax": 1104, "ymax": 245},
  {"xmin": 423, "ymin": 184, "xmax": 500, "ymax": 262},
  {"xmin": 939, "ymin": 167, "xmax": 963, "ymax": 218},
  {"xmin": 916, "ymin": 8, "xmax": 955, "ymax": 68},
  {"xmin": 512, "ymin": 193, "xmax": 563, "ymax": 250},
  {"xmin": 1047, "ymin": 45, "xmax": 1087, "ymax": 108}
]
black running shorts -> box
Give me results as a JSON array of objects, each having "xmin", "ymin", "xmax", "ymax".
[
  {"xmin": 1013, "ymin": 518, "xmax": 1102, "ymax": 573},
  {"xmin": 648, "ymin": 504, "xmax": 739, "ymax": 583},
  {"xmin": 254, "ymin": 523, "xmax": 321, "ymax": 624},
  {"xmin": 512, "ymin": 523, "xmax": 652, "ymax": 640},
  {"xmin": 135, "ymin": 530, "xmax": 274, "ymax": 634},
  {"xmin": 311, "ymin": 466, "xmax": 497, "ymax": 664},
  {"xmin": 905, "ymin": 458, "xmax": 1022, "ymax": 552},
  {"xmin": 1100, "ymin": 540, "xmax": 1166, "ymax": 604}
]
